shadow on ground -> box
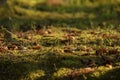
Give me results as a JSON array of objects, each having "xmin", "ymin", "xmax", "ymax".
[{"xmin": 0, "ymin": 52, "xmax": 120, "ymax": 80}]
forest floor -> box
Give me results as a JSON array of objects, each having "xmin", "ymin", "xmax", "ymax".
[
  {"xmin": 0, "ymin": 0, "xmax": 120, "ymax": 80},
  {"xmin": 0, "ymin": 26, "xmax": 120, "ymax": 80}
]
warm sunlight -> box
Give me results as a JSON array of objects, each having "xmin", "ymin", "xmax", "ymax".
[{"xmin": 0, "ymin": 0, "xmax": 120, "ymax": 80}]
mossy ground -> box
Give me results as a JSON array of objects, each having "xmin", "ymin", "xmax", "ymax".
[
  {"xmin": 0, "ymin": 27, "xmax": 120, "ymax": 80},
  {"xmin": 0, "ymin": 0, "xmax": 120, "ymax": 80}
]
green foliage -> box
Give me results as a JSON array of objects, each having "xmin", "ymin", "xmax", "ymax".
[{"xmin": 0, "ymin": 0, "xmax": 120, "ymax": 31}]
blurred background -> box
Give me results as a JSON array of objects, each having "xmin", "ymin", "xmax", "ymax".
[{"xmin": 0, "ymin": 0, "xmax": 120, "ymax": 31}]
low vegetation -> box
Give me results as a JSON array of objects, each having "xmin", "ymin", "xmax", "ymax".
[{"xmin": 0, "ymin": 0, "xmax": 120, "ymax": 80}]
